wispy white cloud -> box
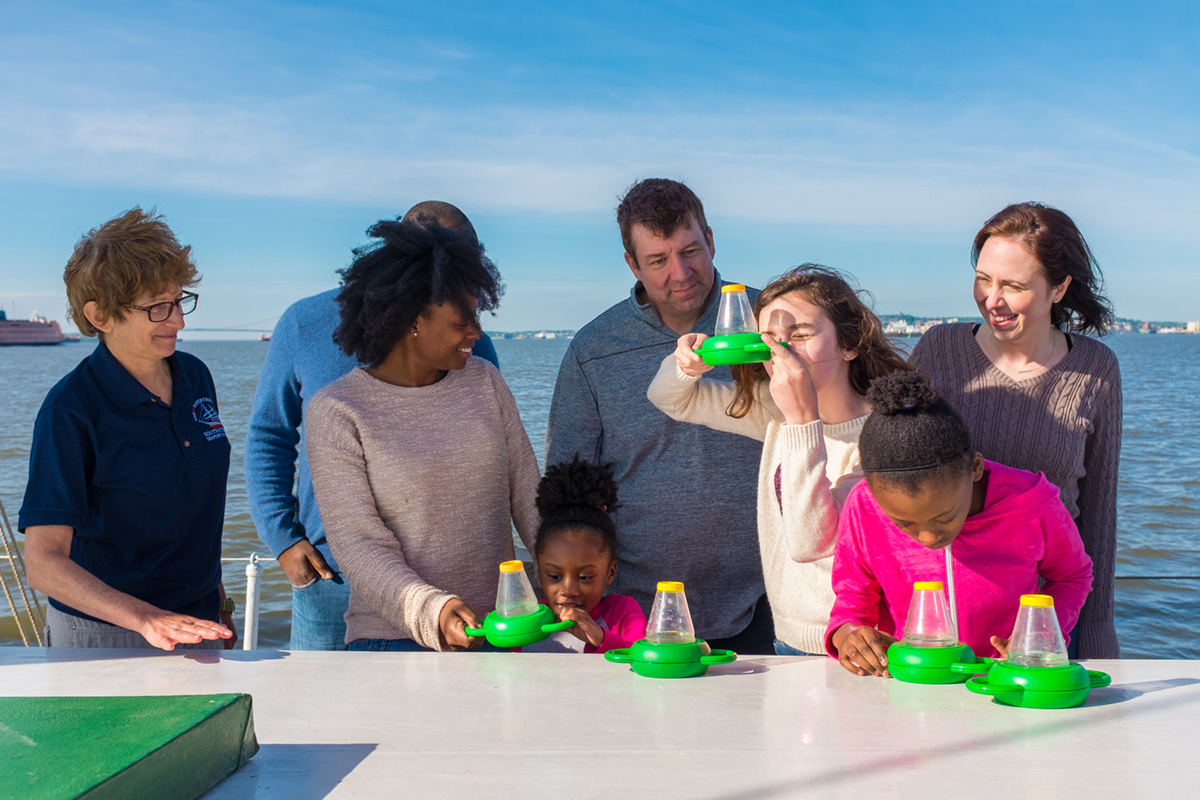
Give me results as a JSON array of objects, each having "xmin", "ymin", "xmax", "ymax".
[{"xmin": 2, "ymin": 93, "xmax": 1196, "ymax": 246}]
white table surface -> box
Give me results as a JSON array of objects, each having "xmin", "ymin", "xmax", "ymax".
[{"xmin": 2, "ymin": 649, "xmax": 1198, "ymax": 799}]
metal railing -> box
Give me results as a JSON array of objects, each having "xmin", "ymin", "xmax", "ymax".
[{"xmin": 3, "ymin": 488, "xmax": 1199, "ymax": 650}]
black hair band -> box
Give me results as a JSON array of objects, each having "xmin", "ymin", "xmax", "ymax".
[
  {"xmin": 863, "ymin": 445, "xmax": 973, "ymax": 475},
  {"xmin": 540, "ymin": 505, "xmax": 616, "ymax": 537}
]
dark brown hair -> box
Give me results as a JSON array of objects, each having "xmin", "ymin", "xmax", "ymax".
[
  {"xmin": 728, "ymin": 265, "xmax": 911, "ymax": 418},
  {"xmin": 63, "ymin": 208, "xmax": 199, "ymax": 339},
  {"xmin": 972, "ymin": 202, "xmax": 1113, "ymax": 335},
  {"xmin": 616, "ymin": 178, "xmax": 709, "ymax": 265}
]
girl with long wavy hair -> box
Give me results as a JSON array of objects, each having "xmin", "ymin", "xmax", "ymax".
[{"xmin": 648, "ymin": 265, "xmax": 909, "ymax": 656}]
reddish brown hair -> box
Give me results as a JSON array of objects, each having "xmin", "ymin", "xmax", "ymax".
[
  {"xmin": 728, "ymin": 265, "xmax": 911, "ymax": 418},
  {"xmin": 972, "ymin": 202, "xmax": 1113, "ymax": 335},
  {"xmin": 64, "ymin": 208, "xmax": 198, "ymax": 338}
]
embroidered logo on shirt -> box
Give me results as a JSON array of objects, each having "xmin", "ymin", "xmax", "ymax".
[{"xmin": 192, "ymin": 397, "xmax": 227, "ymax": 441}]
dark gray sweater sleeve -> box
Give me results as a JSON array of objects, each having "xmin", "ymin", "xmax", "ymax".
[{"xmin": 545, "ymin": 342, "xmax": 603, "ymax": 466}]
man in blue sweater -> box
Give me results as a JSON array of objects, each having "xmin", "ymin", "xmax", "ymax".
[
  {"xmin": 246, "ymin": 202, "xmax": 499, "ymax": 650},
  {"xmin": 545, "ymin": 179, "xmax": 771, "ymax": 653}
]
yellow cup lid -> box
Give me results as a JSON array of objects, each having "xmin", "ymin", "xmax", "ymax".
[
  {"xmin": 721, "ymin": 284, "xmax": 746, "ymax": 293},
  {"xmin": 656, "ymin": 581, "xmax": 685, "ymax": 593},
  {"xmin": 1020, "ymin": 594, "xmax": 1054, "ymax": 607},
  {"xmin": 499, "ymin": 560, "xmax": 524, "ymax": 573},
  {"xmin": 913, "ymin": 581, "xmax": 944, "ymax": 591}
]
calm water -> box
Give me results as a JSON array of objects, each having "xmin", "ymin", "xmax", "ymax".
[{"xmin": 1, "ymin": 334, "xmax": 1198, "ymax": 657}]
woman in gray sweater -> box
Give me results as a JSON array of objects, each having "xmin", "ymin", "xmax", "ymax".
[
  {"xmin": 911, "ymin": 202, "xmax": 1121, "ymax": 659},
  {"xmin": 306, "ymin": 218, "xmax": 540, "ymax": 651}
]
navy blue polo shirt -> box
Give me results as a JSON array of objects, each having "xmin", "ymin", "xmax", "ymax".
[{"xmin": 19, "ymin": 342, "xmax": 230, "ymax": 622}]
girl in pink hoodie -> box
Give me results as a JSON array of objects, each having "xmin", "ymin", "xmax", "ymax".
[{"xmin": 824, "ymin": 372, "xmax": 1093, "ymax": 677}]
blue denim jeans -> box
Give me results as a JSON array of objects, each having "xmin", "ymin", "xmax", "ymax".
[
  {"xmin": 348, "ymin": 638, "xmax": 505, "ymax": 652},
  {"xmin": 289, "ymin": 573, "xmax": 351, "ymax": 651},
  {"xmin": 349, "ymin": 638, "xmax": 431, "ymax": 652},
  {"xmin": 774, "ymin": 639, "xmax": 823, "ymax": 657}
]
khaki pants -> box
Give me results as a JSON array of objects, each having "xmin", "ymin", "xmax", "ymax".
[{"xmin": 45, "ymin": 606, "xmax": 225, "ymax": 650}]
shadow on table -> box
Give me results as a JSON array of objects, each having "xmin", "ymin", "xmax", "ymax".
[
  {"xmin": 16, "ymin": 647, "xmax": 292, "ymax": 665},
  {"xmin": 708, "ymin": 657, "xmax": 774, "ymax": 677},
  {"xmin": 1086, "ymin": 677, "xmax": 1200, "ymax": 706},
  {"xmin": 205, "ymin": 743, "xmax": 377, "ymax": 799},
  {"xmin": 708, "ymin": 676, "xmax": 1200, "ymax": 800}
]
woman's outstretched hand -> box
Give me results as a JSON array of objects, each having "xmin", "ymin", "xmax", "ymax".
[
  {"xmin": 138, "ymin": 609, "xmax": 234, "ymax": 651},
  {"xmin": 674, "ymin": 333, "xmax": 714, "ymax": 378},
  {"xmin": 761, "ymin": 335, "xmax": 819, "ymax": 425},
  {"xmin": 439, "ymin": 598, "xmax": 483, "ymax": 650},
  {"xmin": 832, "ymin": 622, "xmax": 896, "ymax": 677}
]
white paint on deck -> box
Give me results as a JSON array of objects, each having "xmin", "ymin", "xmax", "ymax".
[{"xmin": 1, "ymin": 650, "xmax": 1197, "ymax": 798}]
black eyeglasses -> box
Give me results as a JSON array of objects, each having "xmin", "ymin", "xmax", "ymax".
[{"xmin": 122, "ymin": 291, "xmax": 199, "ymax": 323}]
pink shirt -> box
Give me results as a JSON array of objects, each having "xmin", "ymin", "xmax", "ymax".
[
  {"xmin": 824, "ymin": 460, "xmax": 1093, "ymax": 659},
  {"xmin": 521, "ymin": 594, "xmax": 648, "ymax": 654}
]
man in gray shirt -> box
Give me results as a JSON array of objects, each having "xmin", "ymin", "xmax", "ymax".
[{"xmin": 545, "ymin": 178, "xmax": 772, "ymax": 653}]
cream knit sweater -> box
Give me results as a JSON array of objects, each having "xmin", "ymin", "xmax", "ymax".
[
  {"xmin": 306, "ymin": 359, "xmax": 541, "ymax": 649},
  {"xmin": 648, "ymin": 356, "xmax": 866, "ymax": 654}
]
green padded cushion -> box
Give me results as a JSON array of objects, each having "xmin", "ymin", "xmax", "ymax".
[{"xmin": 0, "ymin": 694, "xmax": 258, "ymax": 800}]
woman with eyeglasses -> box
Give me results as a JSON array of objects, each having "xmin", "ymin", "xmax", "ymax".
[{"xmin": 19, "ymin": 208, "xmax": 237, "ymax": 650}]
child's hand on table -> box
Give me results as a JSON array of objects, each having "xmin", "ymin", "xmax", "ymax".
[
  {"xmin": 990, "ymin": 635, "xmax": 1011, "ymax": 658},
  {"xmin": 832, "ymin": 623, "xmax": 897, "ymax": 677}
]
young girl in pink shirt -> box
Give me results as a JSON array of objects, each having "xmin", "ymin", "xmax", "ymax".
[
  {"xmin": 523, "ymin": 457, "xmax": 647, "ymax": 654},
  {"xmin": 824, "ymin": 371, "xmax": 1093, "ymax": 677}
]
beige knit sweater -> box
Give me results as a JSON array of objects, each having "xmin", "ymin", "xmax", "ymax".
[
  {"xmin": 306, "ymin": 359, "xmax": 541, "ymax": 649},
  {"xmin": 648, "ymin": 356, "xmax": 867, "ymax": 654}
]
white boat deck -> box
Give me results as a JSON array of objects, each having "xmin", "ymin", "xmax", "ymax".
[{"xmin": 3, "ymin": 649, "xmax": 1198, "ymax": 798}]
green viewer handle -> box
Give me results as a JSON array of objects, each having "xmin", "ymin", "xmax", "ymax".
[
  {"xmin": 542, "ymin": 620, "xmax": 575, "ymax": 633},
  {"xmin": 965, "ymin": 676, "xmax": 1023, "ymax": 698},
  {"xmin": 1087, "ymin": 670, "xmax": 1112, "ymax": 688},
  {"xmin": 700, "ymin": 649, "xmax": 737, "ymax": 666},
  {"xmin": 605, "ymin": 649, "xmax": 633, "ymax": 664},
  {"xmin": 463, "ymin": 626, "xmax": 487, "ymax": 638},
  {"xmin": 692, "ymin": 341, "xmax": 788, "ymax": 355},
  {"xmin": 949, "ymin": 657, "xmax": 996, "ymax": 675}
]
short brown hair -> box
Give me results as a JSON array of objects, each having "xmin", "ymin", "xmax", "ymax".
[
  {"xmin": 728, "ymin": 265, "xmax": 912, "ymax": 418},
  {"xmin": 64, "ymin": 208, "xmax": 198, "ymax": 338},
  {"xmin": 616, "ymin": 178, "xmax": 709, "ymax": 264},
  {"xmin": 972, "ymin": 202, "xmax": 1113, "ymax": 335}
]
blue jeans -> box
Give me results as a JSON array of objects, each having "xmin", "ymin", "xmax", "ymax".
[
  {"xmin": 774, "ymin": 639, "xmax": 823, "ymax": 657},
  {"xmin": 289, "ymin": 573, "xmax": 351, "ymax": 651},
  {"xmin": 349, "ymin": 638, "xmax": 431, "ymax": 652},
  {"xmin": 348, "ymin": 638, "xmax": 505, "ymax": 652}
]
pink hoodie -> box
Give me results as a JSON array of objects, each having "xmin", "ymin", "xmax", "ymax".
[{"xmin": 824, "ymin": 460, "xmax": 1093, "ymax": 660}]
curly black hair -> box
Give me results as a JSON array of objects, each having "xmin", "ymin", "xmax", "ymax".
[
  {"xmin": 859, "ymin": 371, "xmax": 974, "ymax": 494},
  {"xmin": 535, "ymin": 455, "xmax": 621, "ymax": 558},
  {"xmin": 333, "ymin": 218, "xmax": 503, "ymax": 367}
]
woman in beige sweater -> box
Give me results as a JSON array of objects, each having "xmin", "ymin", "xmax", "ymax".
[
  {"xmin": 648, "ymin": 266, "xmax": 909, "ymax": 655},
  {"xmin": 306, "ymin": 218, "xmax": 540, "ymax": 652}
]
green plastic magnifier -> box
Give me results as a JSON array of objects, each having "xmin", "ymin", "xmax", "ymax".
[
  {"xmin": 695, "ymin": 333, "xmax": 787, "ymax": 366},
  {"xmin": 964, "ymin": 661, "xmax": 1112, "ymax": 709},
  {"xmin": 605, "ymin": 639, "xmax": 737, "ymax": 679},
  {"xmin": 886, "ymin": 642, "xmax": 989, "ymax": 684},
  {"xmin": 464, "ymin": 605, "xmax": 574, "ymax": 648}
]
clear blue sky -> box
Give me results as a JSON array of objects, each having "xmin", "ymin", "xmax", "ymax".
[{"xmin": 1, "ymin": 1, "xmax": 1197, "ymax": 337}]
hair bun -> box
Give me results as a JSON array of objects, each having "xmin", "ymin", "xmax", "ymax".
[
  {"xmin": 866, "ymin": 371, "xmax": 940, "ymax": 415},
  {"xmin": 536, "ymin": 455, "xmax": 621, "ymax": 518}
]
